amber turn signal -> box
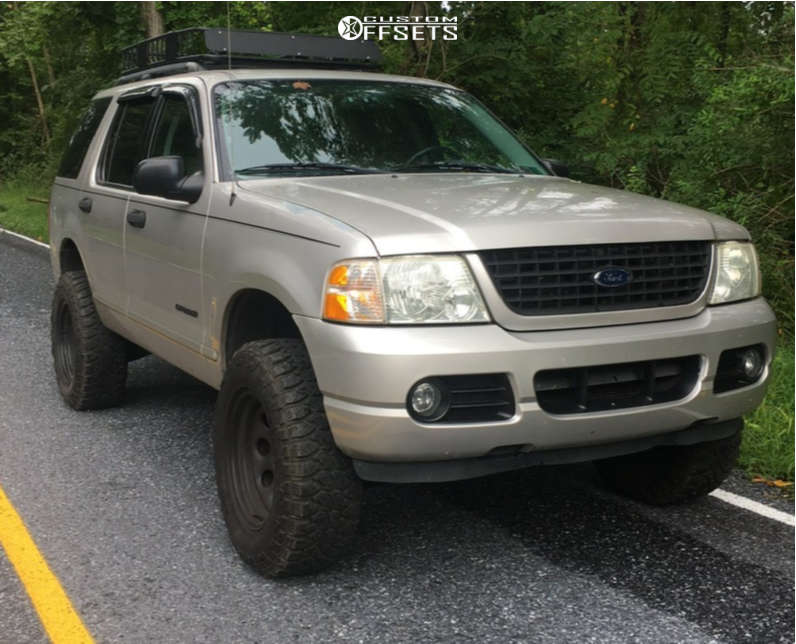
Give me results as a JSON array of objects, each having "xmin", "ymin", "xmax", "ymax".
[{"xmin": 322, "ymin": 260, "xmax": 384, "ymax": 323}]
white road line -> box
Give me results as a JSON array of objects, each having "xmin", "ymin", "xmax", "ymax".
[
  {"xmin": 0, "ymin": 227, "xmax": 50, "ymax": 249},
  {"xmin": 711, "ymin": 488, "xmax": 795, "ymax": 527}
]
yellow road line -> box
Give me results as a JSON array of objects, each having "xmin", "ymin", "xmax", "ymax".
[{"xmin": 0, "ymin": 484, "xmax": 94, "ymax": 643}]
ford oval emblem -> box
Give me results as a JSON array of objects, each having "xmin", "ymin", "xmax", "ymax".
[{"xmin": 593, "ymin": 267, "xmax": 632, "ymax": 288}]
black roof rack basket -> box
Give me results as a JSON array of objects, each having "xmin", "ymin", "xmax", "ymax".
[{"xmin": 118, "ymin": 28, "xmax": 382, "ymax": 84}]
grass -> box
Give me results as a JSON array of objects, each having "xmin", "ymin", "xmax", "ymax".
[
  {"xmin": 739, "ymin": 340, "xmax": 795, "ymax": 482},
  {"xmin": 0, "ymin": 180, "xmax": 793, "ymax": 481},
  {"xmin": 0, "ymin": 181, "xmax": 49, "ymax": 242}
]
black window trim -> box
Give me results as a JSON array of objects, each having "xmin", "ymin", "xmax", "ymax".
[
  {"xmin": 160, "ymin": 84, "xmax": 204, "ymax": 140},
  {"xmin": 97, "ymin": 83, "xmax": 203, "ymax": 192},
  {"xmin": 97, "ymin": 93, "xmax": 158, "ymax": 190},
  {"xmin": 117, "ymin": 85, "xmax": 161, "ymax": 103}
]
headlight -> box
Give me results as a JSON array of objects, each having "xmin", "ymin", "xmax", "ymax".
[
  {"xmin": 709, "ymin": 241, "xmax": 761, "ymax": 305},
  {"xmin": 323, "ymin": 255, "xmax": 489, "ymax": 324}
]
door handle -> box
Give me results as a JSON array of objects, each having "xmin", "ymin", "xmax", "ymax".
[
  {"xmin": 127, "ymin": 209, "xmax": 146, "ymax": 228},
  {"xmin": 78, "ymin": 197, "xmax": 92, "ymax": 213}
]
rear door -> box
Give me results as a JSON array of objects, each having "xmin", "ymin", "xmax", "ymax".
[
  {"xmin": 50, "ymin": 97, "xmax": 117, "ymax": 302},
  {"xmin": 122, "ymin": 87, "xmax": 208, "ymax": 352}
]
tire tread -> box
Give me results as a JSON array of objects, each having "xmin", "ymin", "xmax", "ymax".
[
  {"xmin": 215, "ymin": 339, "xmax": 361, "ymax": 577},
  {"xmin": 51, "ymin": 271, "xmax": 127, "ymax": 410}
]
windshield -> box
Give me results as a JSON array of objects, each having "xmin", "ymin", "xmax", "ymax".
[{"xmin": 213, "ymin": 80, "xmax": 547, "ymax": 178}]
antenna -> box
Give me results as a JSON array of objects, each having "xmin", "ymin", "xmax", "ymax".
[
  {"xmin": 226, "ymin": 1, "xmax": 237, "ymax": 206},
  {"xmin": 226, "ymin": 2, "xmax": 232, "ymax": 70}
]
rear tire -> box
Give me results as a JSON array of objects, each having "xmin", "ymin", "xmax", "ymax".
[
  {"xmin": 214, "ymin": 339, "xmax": 362, "ymax": 577},
  {"xmin": 50, "ymin": 271, "xmax": 127, "ymax": 410},
  {"xmin": 595, "ymin": 423, "xmax": 742, "ymax": 505}
]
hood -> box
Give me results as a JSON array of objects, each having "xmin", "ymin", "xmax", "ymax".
[{"xmin": 238, "ymin": 174, "xmax": 748, "ymax": 256}]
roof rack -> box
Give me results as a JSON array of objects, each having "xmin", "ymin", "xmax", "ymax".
[{"xmin": 116, "ymin": 28, "xmax": 382, "ymax": 85}]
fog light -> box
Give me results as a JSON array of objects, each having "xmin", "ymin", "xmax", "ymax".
[
  {"xmin": 715, "ymin": 344, "xmax": 766, "ymax": 393},
  {"xmin": 740, "ymin": 347, "xmax": 764, "ymax": 380},
  {"xmin": 408, "ymin": 379, "xmax": 449, "ymax": 422}
]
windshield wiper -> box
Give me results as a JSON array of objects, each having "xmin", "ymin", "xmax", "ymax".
[
  {"xmin": 395, "ymin": 161, "xmax": 522, "ymax": 174},
  {"xmin": 236, "ymin": 162, "xmax": 383, "ymax": 176}
]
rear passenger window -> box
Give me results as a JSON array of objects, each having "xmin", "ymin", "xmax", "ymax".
[
  {"xmin": 104, "ymin": 98, "xmax": 156, "ymax": 186},
  {"xmin": 151, "ymin": 94, "xmax": 202, "ymax": 175},
  {"xmin": 57, "ymin": 97, "xmax": 111, "ymax": 179}
]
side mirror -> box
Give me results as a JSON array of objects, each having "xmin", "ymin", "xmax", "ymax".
[
  {"xmin": 133, "ymin": 156, "xmax": 202, "ymax": 204},
  {"xmin": 542, "ymin": 158, "xmax": 569, "ymax": 178}
]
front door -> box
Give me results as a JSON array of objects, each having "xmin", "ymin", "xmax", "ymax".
[
  {"xmin": 83, "ymin": 95, "xmax": 153, "ymax": 313},
  {"xmin": 121, "ymin": 88, "xmax": 208, "ymax": 352}
]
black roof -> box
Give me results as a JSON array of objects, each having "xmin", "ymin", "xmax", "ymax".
[{"xmin": 116, "ymin": 28, "xmax": 382, "ymax": 85}]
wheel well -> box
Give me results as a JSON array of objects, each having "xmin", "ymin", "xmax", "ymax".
[
  {"xmin": 59, "ymin": 239, "xmax": 85, "ymax": 274},
  {"xmin": 223, "ymin": 289, "xmax": 301, "ymax": 365}
]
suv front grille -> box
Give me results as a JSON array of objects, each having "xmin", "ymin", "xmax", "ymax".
[
  {"xmin": 534, "ymin": 355, "xmax": 701, "ymax": 414},
  {"xmin": 479, "ymin": 241, "xmax": 711, "ymax": 316}
]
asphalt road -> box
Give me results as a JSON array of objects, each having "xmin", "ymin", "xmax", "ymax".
[{"xmin": 0, "ymin": 234, "xmax": 793, "ymax": 644}]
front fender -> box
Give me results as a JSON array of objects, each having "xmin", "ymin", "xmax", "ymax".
[{"xmin": 202, "ymin": 183, "xmax": 377, "ymax": 353}]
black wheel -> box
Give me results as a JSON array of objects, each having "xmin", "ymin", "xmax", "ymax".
[
  {"xmin": 50, "ymin": 271, "xmax": 127, "ymax": 410},
  {"xmin": 214, "ymin": 339, "xmax": 362, "ymax": 577},
  {"xmin": 595, "ymin": 423, "xmax": 742, "ymax": 505}
]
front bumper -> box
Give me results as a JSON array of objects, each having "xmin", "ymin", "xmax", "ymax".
[{"xmin": 294, "ymin": 297, "xmax": 776, "ymax": 464}]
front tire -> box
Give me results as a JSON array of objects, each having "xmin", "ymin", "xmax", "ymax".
[
  {"xmin": 214, "ymin": 339, "xmax": 362, "ymax": 577},
  {"xmin": 595, "ymin": 423, "xmax": 742, "ymax": 505},
  {"xmin": 50, "ymin": 271, "xmax": 127, "ymax": 410}
]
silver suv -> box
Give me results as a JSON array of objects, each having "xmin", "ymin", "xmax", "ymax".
[{"xmin": 48, "ymin": 30, "xmax": 776, "ymax": 577}]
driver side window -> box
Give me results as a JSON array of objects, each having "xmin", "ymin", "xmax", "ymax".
[
  {"xmin": 151, "ymin": 94, "xmax": 202, "ymax": 175},
  {"xmin": 103, "ymin": 97, "xmax": 157, "ymax": 187}
]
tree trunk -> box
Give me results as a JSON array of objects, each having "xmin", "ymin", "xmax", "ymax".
[
  {"xmin": 408, "ymin": 0, "xmax": 431, "ymax": 74},
  {"xmin": 140, "ymin": 2, "xmax": 164, "ymax": 38},
  {"xmin": 42, "ymin": 46, "xmax": 55, "ymax": 87},
  {"xmin": 26, "ymin": 57, "xmax": 50, "ymax": 147}
]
